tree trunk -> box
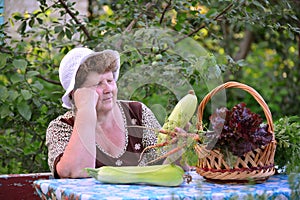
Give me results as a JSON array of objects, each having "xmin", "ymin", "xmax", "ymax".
[{"xmin": 234, "ymin": 30, "xmax": 254, "ymax": 61}]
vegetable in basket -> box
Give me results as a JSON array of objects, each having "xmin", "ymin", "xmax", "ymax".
[
  {"xmin": 205, "ymin": 102, "xmax": 273, "ymax": 157},
  {"xmin": 138, "ymin": 90, "xmax": 199, "ymax": 165},
  {"xmin": 158, "ymin": 90, "xmax": 198, "ymax": 144},
  {"xmin": 195, "ymin": 81, "xmax": 276, "ymax": 183}
]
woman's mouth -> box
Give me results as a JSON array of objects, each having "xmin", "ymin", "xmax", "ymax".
[{"xmin": 102, "ymin": 96, "xmax": 112, "ymax": 102}]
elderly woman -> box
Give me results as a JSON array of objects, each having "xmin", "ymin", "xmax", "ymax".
[{"xmin": 46, "ymin": 47, "xmax": 163, "ymax": 178}]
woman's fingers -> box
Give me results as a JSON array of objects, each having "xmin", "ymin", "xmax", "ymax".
[{"xmin": 74, "ymin": 87, "xmax": 99, "ymax": 109}]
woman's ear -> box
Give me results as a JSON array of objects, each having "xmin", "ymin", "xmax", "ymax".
[
  {"xmin": 69, "ymin": 90, "xmax": 74, "ymax": 100},
  {"xmin": 69, "ymin": 90, "xmax": 77, "ymax": 111}
]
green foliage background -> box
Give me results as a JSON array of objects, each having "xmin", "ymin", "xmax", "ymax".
[{"xmin": 0, "ymin": 0, "xmax": 299, "ymax": 174}]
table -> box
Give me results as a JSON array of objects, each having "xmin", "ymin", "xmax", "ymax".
[{"xmin": 33, "ymin": 171, "xmax": 292, "ymax": 200}]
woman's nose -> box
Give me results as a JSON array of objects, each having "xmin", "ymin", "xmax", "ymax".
[
  {"xmin": 96, "ymin": 81, "xmax": 111, "ymax": 93},
  {"xmin": 103, "ymin": 82, "xmax": 112, "ymax": 93}
]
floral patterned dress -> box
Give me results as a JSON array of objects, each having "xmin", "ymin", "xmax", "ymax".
[{"xmin": 46, "ymin": 100, "xmax": 163, "ymax": 178}]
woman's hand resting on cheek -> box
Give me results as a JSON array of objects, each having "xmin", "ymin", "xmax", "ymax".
[{"xmin": 73, "ymin": 87, "xmax": 99, "ymax": 112}]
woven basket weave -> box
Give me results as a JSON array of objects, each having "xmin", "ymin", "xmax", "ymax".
[{"xmin": 194, "ymin": 81, "xmax": 276, "ymax": 183}]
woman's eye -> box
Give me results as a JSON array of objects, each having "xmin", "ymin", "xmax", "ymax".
[{"xmin": 94, "ymin": 79, "xmax": 114, "ymax": 87}]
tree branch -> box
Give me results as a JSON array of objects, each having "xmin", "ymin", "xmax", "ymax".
[
  {"xmin": 0, "ymin": 46, "xmax": 61, "ymax": 85},
  {"xmin": 234, "ymin": 30, "xmax": 254, "ymax": 61},
  {"xmin": 0, "ymin": 46, "xmax": 11, "ymax": 54},
  {"xmin": 36, "ymin": 74, "xmax": 61, "ymax": 85},
  {"xmin": 57, "ymin": 0, "xmax": 91, "ymax": 40},
  {"xmin": 298, "ymin": 33, "xmax": 300, "ymax": 61},
  {"xmin": 160, "ymin": 0, "xmax": 172, "ymax": 24},
  {"xmin": 175, "ymin": 2, "xmax": 234, "ymax": 43},
  {"xmin": 124, "ymin": 2, "xmax": 156, "ymax": 33}
]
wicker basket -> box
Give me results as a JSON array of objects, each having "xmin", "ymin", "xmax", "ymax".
[{"xmin": 194, "ymin": 81, "xmax": 276, "ymax": 183}]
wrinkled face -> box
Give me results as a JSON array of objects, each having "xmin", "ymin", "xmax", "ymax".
[{"xmin": 82, "ymin": 71, "xmax": 118, "ymax": 113}]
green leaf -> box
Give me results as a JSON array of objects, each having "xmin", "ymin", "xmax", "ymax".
[
  {"xmin": 0, "ymin": 53, "xmax": 9, "ymax": 69},
  {"xmin": 32, "ymin": 81, "xmax": 44, "ymax": 91},
  {"xmin": 54, "ymin": 25, "xmax": 63, "ymax": 33},
  {"xmin": 37, "ymin": 17, "xmax": 43, "ymax": 24},
  {"xmin": 0, "ymin": 74, "xmax": 9, "ymax": 85},
  {"xmin": 205, "ymin": 8, "xmax": 217, "ymax": 18},
  {"xmin": 40, "ymin": 104, "xmax": 48, "ymax": 114},
  {"xmin": 13, "ymin": 59, "xmax": 28, "ymax": 72},
  {"xmin": 253, "ymin": 1, "xmax": 266, "ymax": 11},
  {"xmin": 8, "ymin": 90, "xmax": 20, "ymax": 101},
  {"xmin": 26, "ymin": 71, "xmax": 40, "ymax": 77},
  {"xmin": 29, "ymin": 18, "xmax": 35, "ymax": 28},
  {"xmin": 21, "ymin": 89, "xmax": 32, "ymax": 100},
  {"xmin": 8, "ymin": 18, "xmax": 15, "ymax": 26},
  {"xmin": 17, "ymin": 101, "xmax": 32, "ymax": 121},
  {"xmin": 0, "ymin": 105, "xmax": 12, "ymax": 119},
  {"xmin": 12, "ymin": 12, "xmax": 23, "ymax": 20},
  {"xmin": 174, "ymin": 23, "xmax": 182, "ymax": 31},
  {"xmin": 10, "ymin": 73, "xmax": 24, "ymax": 84},
  {"xmin": 0, "ymin": 86, "xmax": 9, "ymax": 101},
  {"xmin": 106, "ymin": 21, "xmax": 116, "ymax": 28},
  {"xmin": 65, "ymin": 28, "xmax": 72, "ymax": 40},
  {"xmin": 23, "ymin": 147, "xmax": 31, "ymax": 155},
  {"xmin": 57, "ymin": 30, "xmax": 65, "ymax": 40},
  {"xmin": 33, "ymin": 98, "xmax": 42, "ymax": 108},
  {"xmin": 17, "ymin": 21, "xmax": 27, "ymax": 33}
]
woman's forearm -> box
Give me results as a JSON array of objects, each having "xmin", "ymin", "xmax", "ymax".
[{"xmin": 56, "ymin": 109, "xmax": 97, "ymax": 178}]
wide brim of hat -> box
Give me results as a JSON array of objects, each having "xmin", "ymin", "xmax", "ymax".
[{"xmin": 61, "ymin": 76, "xmax": 76, "ymax": 109}]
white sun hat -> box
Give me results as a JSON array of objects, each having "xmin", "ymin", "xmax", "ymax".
[
  {"xmin": 59, "ymin": 47, "xmax": 94, "ymax": 109},
  {"xmin": 59, "ymin": 47, "xmax": 120, "ymax": 109}
]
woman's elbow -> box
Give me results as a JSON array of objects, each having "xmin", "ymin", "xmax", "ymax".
[{"xmin": 56, "ymin": 162, "xmax": 91, "ymax": 178}]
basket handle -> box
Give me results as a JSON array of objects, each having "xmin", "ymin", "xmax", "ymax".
[{"xmin": 197, "ymin": 81, "xmax": 274, "ymax": 139}]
